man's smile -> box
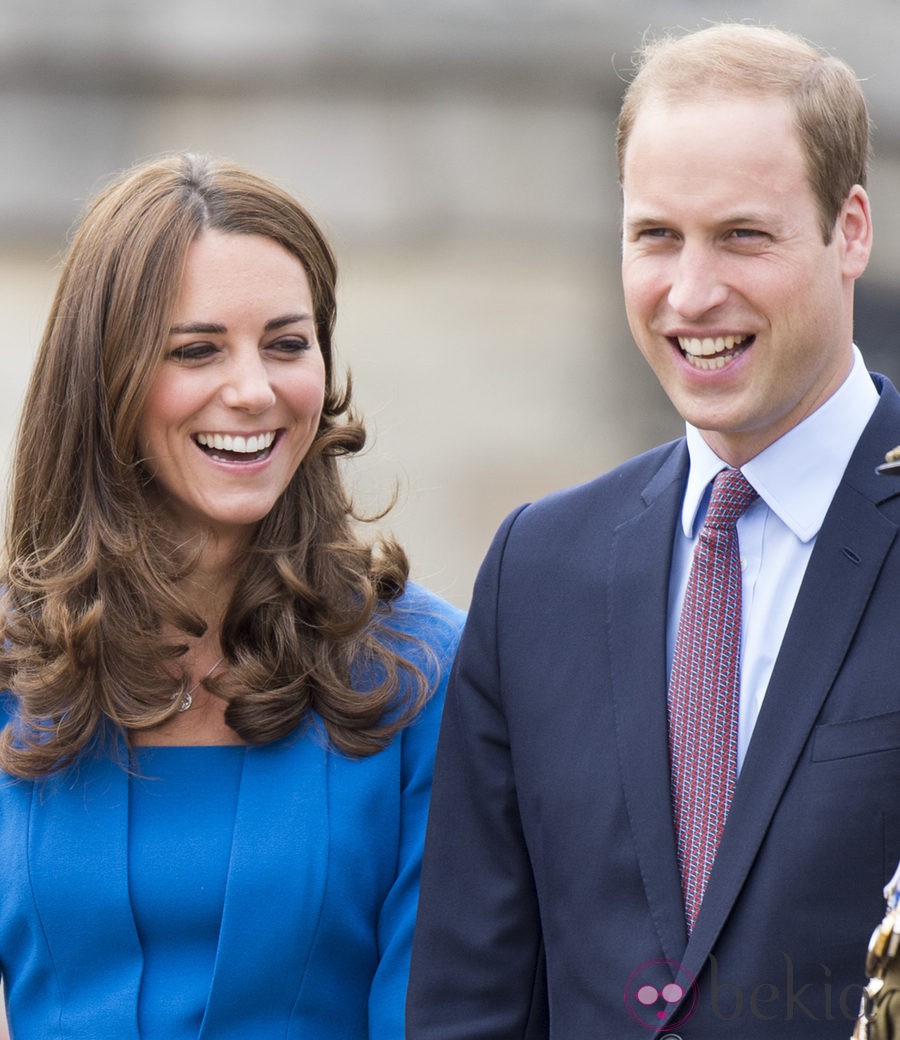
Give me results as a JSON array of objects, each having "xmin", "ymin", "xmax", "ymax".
[{"xmin": 675, "ymin": 334, "xmax": 754, "ymax": 370}]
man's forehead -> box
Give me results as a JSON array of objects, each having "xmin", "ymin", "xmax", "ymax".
[
  {"xmin": 629, "ymin": 90, "xmax": 794, "ymax": 127},
  {"xmin": 623, "ymin": 95, "xmax": 803, "ymax": 177},
  {"xmin": 620, "ymin": 96, "xmax": 818, "ymax": 232}
]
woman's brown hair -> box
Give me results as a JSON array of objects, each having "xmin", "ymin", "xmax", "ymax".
[{"xmin": 0, "ymin": 152, "xmax": 431, "ymax": 778}]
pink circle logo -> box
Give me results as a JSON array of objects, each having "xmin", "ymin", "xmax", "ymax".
[{"xmin": 624, "ymin": 959, "xmax": 698, "ymax": 1029}]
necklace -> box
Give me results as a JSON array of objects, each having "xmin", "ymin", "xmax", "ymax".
[{"xmin": 176, "ymin": 656, "xmax": 224, "ymax": 713}]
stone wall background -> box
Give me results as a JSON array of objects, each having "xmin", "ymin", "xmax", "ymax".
[{"xmin": 1, "ymin": 0, "xmax": 899, "ymax": 619}]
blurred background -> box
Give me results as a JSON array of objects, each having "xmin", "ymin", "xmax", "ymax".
[{"xmin": 1, "ymin": 0, "xmax": 899, "ymax": 618}]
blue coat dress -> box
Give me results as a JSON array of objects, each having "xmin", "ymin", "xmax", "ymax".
[{"xmin": 0, "ymin": 583, "xmax": 463, "ymax": 1039}]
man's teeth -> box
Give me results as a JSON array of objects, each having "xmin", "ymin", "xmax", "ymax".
[
  {"xmin": 677, "ymin": 334, "xmax": 750, "ymax": 370},
  {"xmin": 678, "ymin": 334, "xmax": 748, "ymax": 356},
  {"xmin": 196, "ymin": 432, "xmax": 276, "ymax": 453}
]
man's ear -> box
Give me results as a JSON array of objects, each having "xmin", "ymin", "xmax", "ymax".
[{"xmin": 838, "ymin": 184, "xmax": 873, "ymax": 280}]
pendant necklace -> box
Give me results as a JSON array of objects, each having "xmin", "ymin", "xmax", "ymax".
[{"xmin": 176, "ymin": 656, "xmax": 224, "ymax": 713}]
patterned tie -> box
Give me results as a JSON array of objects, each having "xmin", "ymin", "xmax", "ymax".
[{"xmin": 668, "ymin": 467, "xmax": 758, "ymax": 932}]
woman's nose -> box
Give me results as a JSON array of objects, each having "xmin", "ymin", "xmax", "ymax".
[{"xmin": 220, "ymin": 352, "xmax": 277, "ymax": 413}]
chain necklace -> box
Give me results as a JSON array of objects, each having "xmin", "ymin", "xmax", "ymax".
[{"xmin": 176, "ymin": 656, "xmax": 224, "ymax": 713}]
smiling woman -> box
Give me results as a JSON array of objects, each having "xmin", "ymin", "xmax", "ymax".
[
  {"xmin": 0, "ymin": 153, "xmax": 463, "ymax": 1039},
  {"xmin": 137, "ymin": 230, "xmax": 328, "ymax": 564}
]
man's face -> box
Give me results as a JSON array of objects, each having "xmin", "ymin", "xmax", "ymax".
[{"xmin": 621, "ymin": 94, "xmax": 871, "ymax": 467}]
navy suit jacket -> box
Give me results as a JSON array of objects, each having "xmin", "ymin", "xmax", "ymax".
[{"xmin": 408, "ymin": 374, "xmax": 900, "ymax": 1038}]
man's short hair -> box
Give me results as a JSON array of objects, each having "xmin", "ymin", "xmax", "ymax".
[{"xmin": 615, "ymin": 23, "xmax": 871, "ymax": 243}]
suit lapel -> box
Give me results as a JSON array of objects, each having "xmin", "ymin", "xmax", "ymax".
[
  {"xmin": 679, "ymin": 387, "xmax": 900, "ymax": 984},
  {"xmin": 609, "ymin": 442, "xmax": 691, "ymax": 963}
]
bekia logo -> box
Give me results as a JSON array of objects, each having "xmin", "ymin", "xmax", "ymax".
[{"xmin": 624, "ymin": 959, "xmax": 698, "ymax": 1030}]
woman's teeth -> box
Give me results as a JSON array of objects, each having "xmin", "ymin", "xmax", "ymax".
[{"xmin": 196, "ymin": 432, "xmax": 276, "ymax": 454}]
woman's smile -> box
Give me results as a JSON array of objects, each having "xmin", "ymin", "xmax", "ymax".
[
  {"xmin": 193, "ymin": 430, "xmax": 279, "ymax": 463},
  {"xmin": 138, "ymin": 230, "xmax": 326, "ymax": 546}
]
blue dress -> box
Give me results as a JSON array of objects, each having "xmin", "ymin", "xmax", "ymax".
[{"xmin": 0, "ymin": 584, "xmax": 463, "ymax": 1039}]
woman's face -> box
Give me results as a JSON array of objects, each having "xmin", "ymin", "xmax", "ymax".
[{"xmin": 137, "ymin": 229, "xmax": 326, "ymax": 547}]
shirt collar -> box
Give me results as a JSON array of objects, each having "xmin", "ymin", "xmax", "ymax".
[{"xmin": 681, "ymin": 346, "xmax": 878, "ymax": 541}]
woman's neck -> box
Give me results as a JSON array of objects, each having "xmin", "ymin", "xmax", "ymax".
[{"xmin": 129, "ymin": 545, "xmax": 245, "ymax": 748}]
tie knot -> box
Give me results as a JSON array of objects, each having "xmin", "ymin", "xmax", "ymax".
[{"xmin": 704, "ymin": 468, "xmax": 758, "ymax": 530}]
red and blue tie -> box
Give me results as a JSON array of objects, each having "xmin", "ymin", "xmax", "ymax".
[{"xmin": 668, "ymin": 467, "xmax": 758, "ymax": 932}]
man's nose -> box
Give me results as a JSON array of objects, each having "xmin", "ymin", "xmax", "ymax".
[{"xmin": 667, "ymin": 244, "xmax": 729, "ymax": 319}]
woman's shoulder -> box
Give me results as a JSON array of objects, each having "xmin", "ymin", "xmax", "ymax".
[
  {"xmin": 377, "ymin": 582, "xmax": 466, "ymax": 659},
  {"xmin": 0, "ymin": 691, "xmax": 18, "ymax": 777},
  {"xmin": 0, "ymin": 689, "xmax": 13, "ymax": 728}
]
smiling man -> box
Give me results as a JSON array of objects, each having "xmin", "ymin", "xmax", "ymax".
[{"xmin": 408, "ymin": 24, "xmax": 900, "ymax": 1039}]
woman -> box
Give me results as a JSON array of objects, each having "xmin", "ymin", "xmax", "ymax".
[{"xmin": 0, "ymin": 153, "xmax": 463, "ymax": 1039}]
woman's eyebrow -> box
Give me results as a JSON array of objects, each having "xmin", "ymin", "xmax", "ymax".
[
  {"xmin": 264, "ymin": 312, "xmax": 314, "ymax": 331},
  {"xmin": 169, "ymin": 313, "xmax": 313, "ymax": 335},
  {"xmin": 169, "ymin": 321, "xmax": 227, "ymax": 335}
]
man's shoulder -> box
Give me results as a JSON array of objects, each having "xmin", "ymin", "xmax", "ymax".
[
  {"xmin": 477, "ymin": 438, "xmax": 687, "ymax": 576},
  {"xmin": 520, "ymin": 437, "xmax": 686, "ymax": 525}
]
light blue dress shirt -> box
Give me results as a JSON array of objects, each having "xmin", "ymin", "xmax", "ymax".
[{"xmin": 668, "ymin": 347, "xmax": 878, "ymax": 771}]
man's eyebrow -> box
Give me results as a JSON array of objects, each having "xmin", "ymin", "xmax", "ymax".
[
  {"xmin": 623, "ymin": 211, "xmax": 777, "ymax": 232},
  {"xmin": 622, "ymin": 216, "xmax": 669, "ymax": 233},
  {"xmin": 719, "ymin": 212, "xmax": 775, "ymax": 226}
]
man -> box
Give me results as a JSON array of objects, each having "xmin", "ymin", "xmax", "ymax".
[{"xmin": 407, "ymin": 23, "xmax": 900, "ymax": 1038}]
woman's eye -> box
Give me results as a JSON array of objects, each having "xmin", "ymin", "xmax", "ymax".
[
  {"xmin": 268, "ymin": 337, "xmax": 310, "ymax": 355},
  {"xmin": 168, "ymin": 342, "xmax": 217, "ymax": 362}
]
